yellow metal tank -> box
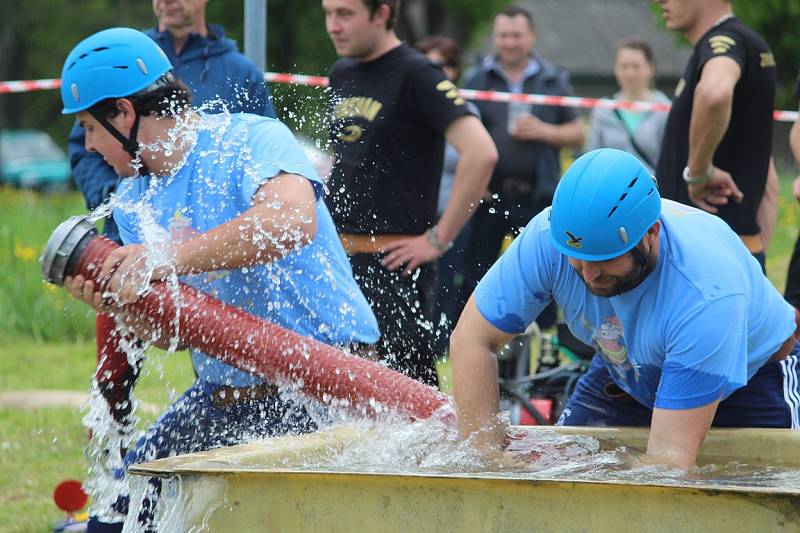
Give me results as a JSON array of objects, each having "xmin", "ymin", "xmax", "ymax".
[{"xmin": 130, "ymin": 425, "xmax": 800, "ymax": 532}]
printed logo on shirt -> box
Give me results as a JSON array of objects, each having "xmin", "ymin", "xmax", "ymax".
[
  {"xmin": 674, "ymin": 78, "xmax": 685, "ymax": 98},
  {"xmin": 332, "ymin": 97, "xmax": 384, "ymax": 143},
  {"xmin": 436, "ymin": 80, "xmax": 466, "ymax": 106},
  {"xmin": 708, "ymin": 35, "xmax": 736, "ymax": 54},
  {"xmin": 760, "ymin": 52, "xmax": 776, "ymax": 68},
  {"xmin": 596, "ymin": 317, "xmax": 628, "ymax": 366},
  {"xmin": 565, "ymin": 230, "xmax": 583, "ymax": 249}
]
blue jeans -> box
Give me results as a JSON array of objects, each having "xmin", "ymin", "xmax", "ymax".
[
  {"xmin": 88, "ymin": 379, "xmax": 317, "ymax": 532},
  {"xmin": 558, "ymin": 346, "xmax": 800, "ymax": 428}
]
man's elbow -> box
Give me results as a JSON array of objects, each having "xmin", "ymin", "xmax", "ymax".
[{"xmin": 695, "ymin": 82, "xmax": 733, "ymax": 113}]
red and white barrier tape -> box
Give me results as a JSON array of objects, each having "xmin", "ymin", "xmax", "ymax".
[{"xmin": 3, "ymin": 73, "xmax": 798, "ymax": 123}]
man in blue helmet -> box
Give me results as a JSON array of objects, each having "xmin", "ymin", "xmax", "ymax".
[
  {"xmin": 59, "ymin": 27, "xmax": 378, "ymax": 531},
  {"xmin": 67, "ymin": 0, "xmax": 276, "ymax": 428},
  {"xmin": 450, "ymin": 148, "xmax": 799, "ymax": 469}
]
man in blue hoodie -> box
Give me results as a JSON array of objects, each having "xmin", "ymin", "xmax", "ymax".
[{"xmin": 66, "ymin": 0, "xmax": 275, "ymax": 428}]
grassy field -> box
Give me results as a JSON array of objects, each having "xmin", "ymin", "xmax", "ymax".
[{"xmin": 0, "ymin": 181, "xmax": 798, "ymax": 531}]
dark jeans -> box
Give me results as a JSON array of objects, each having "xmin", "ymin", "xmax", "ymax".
[
  {"xmin": 785, "ymin": 232, "xmax": 800, "ymax": 308},
  {"xmin": 558, "ymin": 348, "xmax": 800, "ymax": 428},
  {"xmin": 433, "ymin": 220, "xmax": 473, "ymax": 354},
  {"xmin": 349, "ymin": 253, "xmax": 440, "ymax": 386},
  {"xmin": 88, "ymin": 380, "xmax": 317, "ymax": 532}
]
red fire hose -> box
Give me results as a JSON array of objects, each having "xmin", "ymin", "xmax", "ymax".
[{"xmin": 41, "ymin": 217, "xmax": 453, "ymax": 423}]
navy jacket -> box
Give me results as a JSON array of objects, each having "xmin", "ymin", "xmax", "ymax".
[{"xmin": 67, "ymin": 24, "xmax": 275, "ymax": 241}]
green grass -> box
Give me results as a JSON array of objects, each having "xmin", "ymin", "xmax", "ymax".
[
  {"xmin": 0, "ymin": 339, "xmax": 194, "ymax": 532},
  {"xmin": 0, "ymin": 187, "xmax": 96, "ymax": 343}
]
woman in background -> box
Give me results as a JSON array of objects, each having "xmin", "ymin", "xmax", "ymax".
[{"xmin": 586, "ymin": 38, "xmax": 669, "ymax": 172}]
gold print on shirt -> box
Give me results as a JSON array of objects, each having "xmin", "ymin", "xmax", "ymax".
[
  {"xmin": 333, "ymin": 97, "xmax": 383, "ymax": 122},
  {"xmin": 708, "ymin": 35, "xmax": 736, "ymax": 54},
  {"xmin": 333, "ymin": 97, "xmax": 383, "ymax": 142},
  {"xmin": 760, "ymin": 52, "xmax": 776, "ymax": 68},
  {"xmin": 436, "ymin": 80, "xmax": 466, "ymax": 106},
  {"xmin": 674, "ymin": 78, "xmax": 686, "ymax": 98}
]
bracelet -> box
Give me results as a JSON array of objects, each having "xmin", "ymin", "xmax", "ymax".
[
  {"xmin": 426, "ymin": 225, "xmax": 453, "ymax": 253},
  {"xmin": 682, "ymin": 163, "xmax": 715, "ymax": 185}
]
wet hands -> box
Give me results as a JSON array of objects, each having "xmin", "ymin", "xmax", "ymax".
[
  {"xmin": 380, "ymin": 234, "xmax": 440, "ymax": 276},
  {"xmin": 98, "ymin": 244, "xmax": 170, "ymax": 304},
  {"xmin": 64, "ymin": 244, "xmax": 175, "ymax": 310},
  {"xmin": 688, "ymin": 166, "xmax": 744, "ymax": 213}
]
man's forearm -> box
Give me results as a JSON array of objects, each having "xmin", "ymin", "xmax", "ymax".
[
  {"xmin": 437, "ymin": 116, "xmax": 497, "ymax": 244},
  {"xmin": 687, "ymin": 81, "xmax": 733, "ymax": 175},
  {"xmin": 436, "ymin": 148, "xmax": 495, "ymax": 244},
  {"xmin": 451, "ymin": 335, "xmax": 504, "ymax": 447},
  {"xmin": 174, "ymin": 174, "xmax": 317, "ymax": 276}
]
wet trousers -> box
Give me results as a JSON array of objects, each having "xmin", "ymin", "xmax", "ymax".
[{"xmin": 88, "ymin": 379, "xmax": 317, "ymax": 532}]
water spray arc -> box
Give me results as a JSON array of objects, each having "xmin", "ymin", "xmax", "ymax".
[{"xmin": 41, "ymin": 216, "xmax": 452, "ymax": 422}]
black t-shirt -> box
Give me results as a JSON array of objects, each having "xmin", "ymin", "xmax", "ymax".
[
  {"xmin": 327, "ymin": 44, "xmax": 473, "ymax": 235},
  {"xmin": 656, "ymin": 17, "xmax": 776, "ymax": 236}
]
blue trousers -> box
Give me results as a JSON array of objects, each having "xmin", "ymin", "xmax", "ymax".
[
  {"xmin": 88, "ymin": 379, "xmax": 317, "ymax": 532},
  {"xmin": 558, "ymin": 348, "xmax": 800, "ymax": 428}
]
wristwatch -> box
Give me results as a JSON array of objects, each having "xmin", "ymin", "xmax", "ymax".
[
  {"xmin": 427, "ymin": 225, "xmax": 453, "ymax": 253},
  {"xmin": 682, "ymin": 163, "xmax": 715, "ymax": 185}
]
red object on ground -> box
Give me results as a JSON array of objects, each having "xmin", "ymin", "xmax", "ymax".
[
  {"xmin": 73, "ymin": 236, "xmax": 452, "ymax": 423},
  {"xmin": 53, "ymin": 480, "xmax": 88, "ymax": 512},
  {"xmin": 518, "ymin": 398, "xmax": 555, "ymax": 426}
]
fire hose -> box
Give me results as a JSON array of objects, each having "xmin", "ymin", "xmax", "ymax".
[{"xmin": 41, "ymin": 216, "xmax": 453, "ymax": 423}]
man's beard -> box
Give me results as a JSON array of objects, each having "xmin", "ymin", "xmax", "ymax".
[{"xmin": 578, "ymin": 251, "xmax": 656, "ymax": 297}]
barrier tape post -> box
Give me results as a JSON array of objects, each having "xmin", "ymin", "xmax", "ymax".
[{"xmin": 1, "ymin": 73, "xmax": 797, "ymax": 123}]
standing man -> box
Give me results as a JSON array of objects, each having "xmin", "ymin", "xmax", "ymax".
[
  {"xmin": 322, "ymin": 0, "xmax": 498, "ymax": 385},
  {"xmin": 451, "ymin": 149, "xmax": 799, "ymax": 470},
  {"xmin": 460, "ymin": 4, "xmax": 585, "ymax": 327},
  {"xmin": 66, "ymin": 0, "xmax": 276, "ymax": 424},
  {"xmin": 654, "ymin": 0, "xmax": 778, "ymax": 270}
]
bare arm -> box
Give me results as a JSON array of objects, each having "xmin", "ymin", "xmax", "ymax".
[
  {"xmin": 451, "ymin": 296, "xmax": 515, "ymax": 450},
  {"xmin": 757, "ymin": 158, "xmax": 779, "ymax": 250},
  {"xmin": 381, "ymin": 115, "xmax": 497, "ymax": 274},
  {"xmin": 99, "ymin": 173, "xmax": 318, "ymax": 301},
  {"xmin": 436, "ymin": 115, "xmax": 498, "ymax": 244},
  {"xmin": 687, "ymin": 56, "xmax": 740, "ymax": 176},
  {"xmin": 646, "ymin": 401, "xmax": 719, "ymax": 469},
  {"xmin": 64, "ymin": 172, "xmax": 318, "ymax": 350},
  {"xmin": 685, "ymin": 56, "xmax": 744, "ymax": 212}
]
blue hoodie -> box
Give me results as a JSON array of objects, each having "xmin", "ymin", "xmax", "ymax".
[{"xmin": 67, "ymin": 24, "xmax": 276, "ymax": 241}]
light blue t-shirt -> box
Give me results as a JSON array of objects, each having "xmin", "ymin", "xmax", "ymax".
[
  {"xmin": 114, "ymin": 113, "xmax": 380, "ymax": 386},
  {"xmin": 475, "ymin": 199, "xmax": 795, "ymax": 410}
]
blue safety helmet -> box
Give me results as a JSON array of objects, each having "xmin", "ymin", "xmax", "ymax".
[
  {"xmin": 61, "ymin": 27, "xmax": 173, "ymax": 114},
  {"xmin": 549, "ymin": 148, "xmax": 661, "ymax": 261}
]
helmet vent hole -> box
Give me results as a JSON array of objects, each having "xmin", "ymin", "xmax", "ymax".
[
  {"xmin": 618, "ymin": 192, "xmax": 628, "ymax": 201},
  {"xmin": 112, "ymin": 65, "xmax": 129, "ymax": 70},
  {"xmin": 628, "ymin": 177, "xmax": 638, "ymax": 188},
  {"xmin": 67, "ymin": 61, "xmax": 76, "ymax": 71},
  {"xmin": 92, "ymin": 47, "xmax": 109, "ymax": 52},
  {"xmin": 607, "ymin": 206, "xmax": 618, "ymax": 218},
  {"xmin": 647, "ymin": 187, "xmax": 654, "ymax": 196}
]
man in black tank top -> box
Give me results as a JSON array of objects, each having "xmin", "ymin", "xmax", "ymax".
[
  {"xmin": 322, "ymin": 0, "xmax": 498, "ymax": 385},
  {"xmin": 655, "ymin": 0, "xmax": 778, "ymax": 269}
]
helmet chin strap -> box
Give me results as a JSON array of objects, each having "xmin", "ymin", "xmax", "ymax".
[{"xmin": 89, "ymin": 108, "xmax": 141, "ymax": 158}]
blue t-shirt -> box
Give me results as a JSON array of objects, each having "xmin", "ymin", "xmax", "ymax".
[
  {"xmin": 114, "ymin": 113, "xmax": 380, "ymax": 386},
  {"xmin": 475, "ymin": 199, "xmax": 795, "ymax": 410}
]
